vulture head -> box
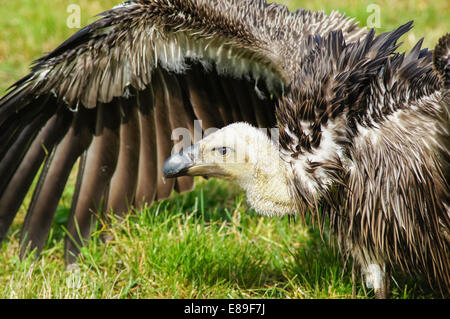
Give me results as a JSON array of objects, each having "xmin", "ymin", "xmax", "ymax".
[{"xmin": 164, "ymin": 123, "xmax": 294, "ymax": 216}]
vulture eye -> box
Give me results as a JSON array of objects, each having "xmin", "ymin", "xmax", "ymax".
[{"xmin": 212, "ymin": 147, "xmax": 230, "ymax": 156}]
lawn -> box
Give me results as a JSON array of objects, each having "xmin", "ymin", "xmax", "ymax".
[{"xmin": 0, "ymin": 0, "xmax": 448, "ymax": 299}]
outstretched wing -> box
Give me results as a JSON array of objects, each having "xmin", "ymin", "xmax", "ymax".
[{"xmin": 0, "ymin": 0, "xmax": 365, "ymax": 262}]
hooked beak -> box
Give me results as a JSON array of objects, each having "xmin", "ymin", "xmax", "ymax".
[{"xmin": 163, "ymin": 144, "xmax": 199, "ymax": 178}]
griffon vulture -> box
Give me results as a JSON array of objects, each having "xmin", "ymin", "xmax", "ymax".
[{"xmin": 0, "ymin": 0, "xmax": 448, "ymax": 298}]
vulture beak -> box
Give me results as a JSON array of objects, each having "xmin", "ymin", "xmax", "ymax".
[
  {"xmin": 163, "ymin": 142, "xmax": 231, "ymax": 179},
  {"xmin": 163, "ymin": 144, "xmax": 199, "ymax": 178}
]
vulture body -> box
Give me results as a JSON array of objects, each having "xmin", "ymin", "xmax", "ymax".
[{"xmin": 0, "ymin": 0, "xmax": 448, "ymax": 298}]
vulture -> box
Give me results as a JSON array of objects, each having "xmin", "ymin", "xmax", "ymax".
[{"xmin": 0, "ymin": 0, "xmax": 448, "ymax": 298}]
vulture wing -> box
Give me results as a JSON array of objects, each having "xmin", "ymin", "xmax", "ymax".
[
  {"xmin": 277, "ymin": 24, "xmax": 450, "ymax": 292},
  {"xmin": 0, "ymin": 0, "xmax": 365, "ymax": 263}
]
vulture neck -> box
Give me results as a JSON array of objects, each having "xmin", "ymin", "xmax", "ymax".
[{"xmin": 235, "ymin": 144, "xmax": 294, "ymax": 217}]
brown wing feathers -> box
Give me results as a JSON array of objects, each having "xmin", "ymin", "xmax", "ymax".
[
  {"xmin": 106, "ymin": 94, "xmax": 141, "ymax": 217},
  {"xmin": 135, "ymin": 87, "xmax": 158, "ymax": 208},
  {"xmin": 228, "ymin": 78, "xmax": 259, "ymax": 124},
  {"xmin": 0, "ymin": 107, "xmax": 72, "ymax": 243},
  {"xmin": 64, "ymin": 103, "xmax": 121, "ymax": 262},
  {"xmin": 20, "ymin": 107, "xmax": 95, "ymax": 257},
  {"xmin": 183, "ymin": 65, "xmax": 226, "ymax": 130}
]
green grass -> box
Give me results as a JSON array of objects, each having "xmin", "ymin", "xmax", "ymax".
[
  {"xmin": 0, "ymin": 0, "xmax": 448, "ymax": 299},
  {"xmin": 0, "ymin": 179, "xmax": 436, "ymax": 298}
]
